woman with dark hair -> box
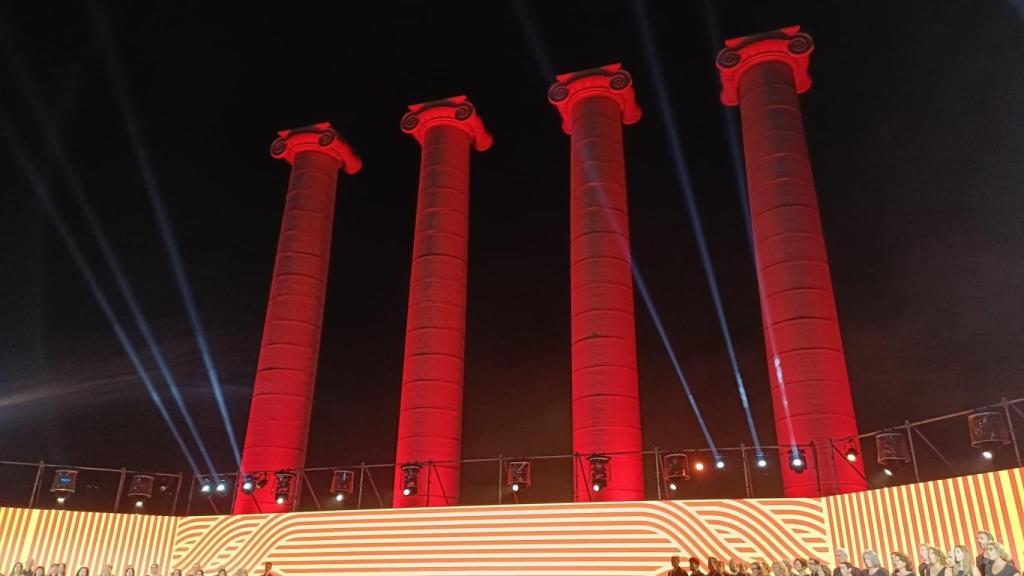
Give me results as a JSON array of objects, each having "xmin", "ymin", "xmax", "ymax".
[
  {"xmin": 215, "ymin": 569, "xmax": 227, "ymax": 576},
  {"xmin": 170, "ymin": 570, "xmax": 181, "ymax": 576},
  {"xmin": 124, "ymin": 566, "xmax": 135, "ymax": 576},
  {"xmin": 841, "ymin": 564, "xmax": 856, "ymax": 576},
  {"xmin": 74, "ymin": 568, "xmax": 88, "ymax": 576},
  {"xmin": 33, "ymin": 566, "xmax": 46, "ymax": 576},
  {"xmin": 893, "ymin": 552, "xmax": 915, "ymax": 576},
  {"xmin": 11, "ymin": 563, "xmax": 25, "ymax": 576},
  {"xmin": 864, "ymin": 551, "xmax": 889, "ymax": 576},
  {"xmin": 794, "ymin": 559, "xmax": 809, "ymax": 576}
]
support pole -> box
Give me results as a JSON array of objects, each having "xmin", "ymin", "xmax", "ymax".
[
  {"xmin": 393, "ymin": 97, "xmax": 490, "ymax": 507},
  {"xmin": 235, "ymin": 123, "xmax": 361, "ymax": 514},
  {"xmin": 549, "ymin": 64, "xmax": 645, "ymax": 502},
  {"xmin": 716, "ymin": 27, "xmax": 865, "ymax": 496},
  {"xmin": 113, "ymin": 468, "xmax": 127, "ymax": 512},
  {"xmin": 1003, "ymin": 397, "xmax": 1022, "ymax": 467},
  {"xmin": 906, "ymin": 421, "xmax": 921, "ymax": 482},
  {"xmin": 28, "ymin": 461, "xmax": 44, "ymax": 508}
]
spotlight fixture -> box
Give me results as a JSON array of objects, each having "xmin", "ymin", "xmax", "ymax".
[
  {"xmin": 506, "ymin": 461, "xmax": 532, "ymax": 494},
  {"xmin": 755, "ymin": 454, "xmax": 768, "ymax": 469},
  {"xmin": 789, "ymin": 448, "xmax": 807, "ymax": 473},
  {"xmin": 51, "ymin": 469, "xmax": 78, "ymax": 503},
  {"xmin": 969, "ymin": 411, "xmax": 1010, "ymax": 462},
  {"xmin": 661, "ymin": 453, "xmax": 690, "ymax": 494},
  {"xmin": 274, "ymin": 472, "xmax": 295, "ymax": 505},
  {"xmin": 876, "ymin": 431, "xmax": 911, "ymax": 475},
  {"xmin": 241, "ymin": 475, "xmax": 255, "ymax": 494},
  {"xmin": 199, "ymin": 478, "xmax": 213, "ymax": 494},
  {"xmin": 588, "ymin": 455, "xmax": 610, "ymax": 493},
  {"xmin": 845, "ymin": 446, "xmax": 859, "ymax": 463},
  {"xmin": 215, "ymin": 479, "xmax": 229, "ymax": 494},
  {"xmin": 127, "ymin": 475, "xmax": 154, "ymax": 509},
  {"xmin": 330, "ymin": 469, "xmax": 355, "ymax": 503},
  {"xmin": 694, "ymin": 461, "xmax": 705, "ymax": 472},
  {"xmin": 714, "ymin": 458, "xmax": 726, "ymax": 470},
  {"xmin": 401, "ymin": 464, "xmax": 422, "ymax": 497}
]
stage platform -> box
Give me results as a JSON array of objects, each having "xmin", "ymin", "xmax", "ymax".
[{"xmin": 2, "ymin": 468, "xmax": 1021, "ymax": 576}]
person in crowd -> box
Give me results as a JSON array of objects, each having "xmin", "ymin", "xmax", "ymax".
[
  {"xmin": 928, "ymin": 547, "xmax": 951, "ymax": 576},
  {"xmin": 169, "ymin": 570, "xmax": 181, "ymax": 576},
  {"xmin": 188, "ymin": 566, "xmax": 200, "ymax": 576},
  {"xmin": 841, "ymin": 564, "xmax": 857, "ymax": 576},
  {"xmin": 11, "ymin": 563, "xmax": 24, "ymax": 576},
  {"xmin": 710, "ymin": 558, "xmax": 725, "ymax": 576},
  {"xmin": 74, "ymin": 569, "xmax": 88, "ymax": 576},
  {"xmin": 33, "ymin": 566, "xmax": 46, "ymax": 576},
  {"xmin": 730, "ymin": 559, "xmax": 748, "ymax": 576},
  {"xmin": 124, "ymin": 566, "xmax": 135, "ymax": 576},
  {"xmin": 954, "ymin": 545, "xmax": 982, "ymax": 576},
  {"xmin": 99, "ymin": 566, "xmax": 113, "ymax": 576},
  {"xmin": 57, "ymin": 564, "xmax": 66, "ymax": 576},
  {"xmin": 836, "ymin": 549, "xmax": 860, "ymax": 576},
  {"xmin": 752, "ymin": 561, "xmax": 772, "ymax": 576},
  {"xmin": 794, "ymin": 559, "xmax": 809, "ymax": 576},
  {"xmin": 261, "ymin": 564, "xmax": 273, "ymax": 576},
  {"xmin": 691, "ymin": 558, "xmax": 706, "ymax": 576},
  {"xmin": 864, "ymin": 550, "xmax": 888, "ymax": 576},
  {"xmin": 147, "ymin": 565, "xmax": 160, "ymax": 576},
  {"xmin": 984, "ymin": 543, "xmax": 1020, "ymax": 576},
  {"xmin": 215, "ymin": 570, "xmax": 227, "ymax": 576},
  {"xmin": 893, "ymin": 552, "xmax": 916, "ymax": 576},
  {"xmin": 783, "ymin": 561, "xmax": 794, "ymax": 576},
  {"xmin": 773, "ymin": 561, "xmax": 789, "ymax": 576},
  {"xmin": 193, "ymin": 570, "xmax": 203, "ymax": 576},
  {"xmin": 233, "ymin": 571, "xmax": 247, "ymax": 576},
  {"xmin": 920, "ymin": 546, "xmax": 935, "ymax": 576},
  {"xmin": 666, "ymin": 556, "xmax": 687, "ymax": 576},
  {"xmin": 977, "ymin": 532, "xmax": 995, "ymax": 576}
]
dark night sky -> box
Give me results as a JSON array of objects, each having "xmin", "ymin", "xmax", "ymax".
[{"xmin": 1, "ymin": 1, "xmax": 1023, "ymax": 510}]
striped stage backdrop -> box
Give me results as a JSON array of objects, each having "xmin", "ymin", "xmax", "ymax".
[
  {"xmin": 0, "ymin": 507, "xmax": 177, "ymax": 574},
  {"xmin": 1, "ymin": 468, "xmax": 1021, "ymax": 576},
  {"xmin": 826, "ymin": 467, "xmax": 1024, "ymax": 566}
]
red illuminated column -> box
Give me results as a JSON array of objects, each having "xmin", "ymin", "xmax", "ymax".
[
  {"xmin": 234, "ymin": 123, "xmax": 361, "ymax": 514},
  {"xmin": 717, "ymin": 27, "xmax": 866, "ymax": 496},
  {"xmin": 393, "ymin": 97, "xmax": 491, "ymax": 507},
  {"xmin": 549, "ymin": 65, "xmax": 645, "ymax": 502}
]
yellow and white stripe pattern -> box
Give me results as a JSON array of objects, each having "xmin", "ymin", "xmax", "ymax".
[{"xmin": 1, "ymin": 468, "xmax": 1021, "ymax": 576}]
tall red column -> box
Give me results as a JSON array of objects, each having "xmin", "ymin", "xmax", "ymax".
[
  {"xmin": 549, "ymin": 64, "xmax": 645, "ymax": 502},
  {"xmin": 234, "ymin": 123, "xmax": 361, "ymax": 514},
  {"xmin": 393, "ymin": 97, "xmax": 491, "ymax": 507},
  {"xmin": 717, "ymin": 27, "xmax": 866, "ymax": 496}
]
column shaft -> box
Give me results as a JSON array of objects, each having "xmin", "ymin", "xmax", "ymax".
[
  {"xmin": 719, "ymin": 30, "xmax": 867, "ymax": 496},
  {"xmin": 235, "ymin": 124, "xmax": 359, "ymax": 513}
]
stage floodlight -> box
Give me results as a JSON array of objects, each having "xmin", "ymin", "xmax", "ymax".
[
  {"xmin": 715, "ymin": 458, "xmax": 726, "ymax": 470},
  {"xmin": 215, "ymin": 479, "xmax": 229, "ymax": 494},
  {"xmin": 969, "ymin": 411, "xmax": 1010, "ymax": 461},
  {"xmin": 588, "ymin": 455, "xmax": 610, "ymax": 493},
  {"xmin": 51, "ymin": 469, "xmax": 78, "ymax": 502},
  {"xmin": 876, "ymin": 431, "xmax": 911, "ymax": 475},
  {"xmin": 199, "ymin": 478, "xmax": 213, "ymax": 494},
  {"xmin": 274, "ymin": 472, "xmax": 295, "ymax": 505},
  {"xmin": 845, "ymin": 446, "xmax": 859, "ymax": 462},
  {"xmin": 329, "ymin": 470, "xmax": 355, "ymax": 503},
  {"xmin": 755, "ymin": 454, "xmax": 768, "ymax": 469},
  {"xmin": 662, "ymin": 453, "xmax": 689, "ymax": 492},
  {"xmin": 789, "ymin": 448, "xmax": 807, "ymax": 473},
  {"xmin": 506, "ymin": 461, "xmax": 532, "ymax": 493},
  {"xmin": 401, "ymin": 464, "xmax": 422, "ymax": 497},
  {"xmin": 128, "ymin": 475, "xmax": 154, "ymax": 510}
]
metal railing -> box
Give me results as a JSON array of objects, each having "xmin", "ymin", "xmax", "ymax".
[{"xmin": 3, "ymin": 396, "xmax": 1020, "ymax": 515}]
